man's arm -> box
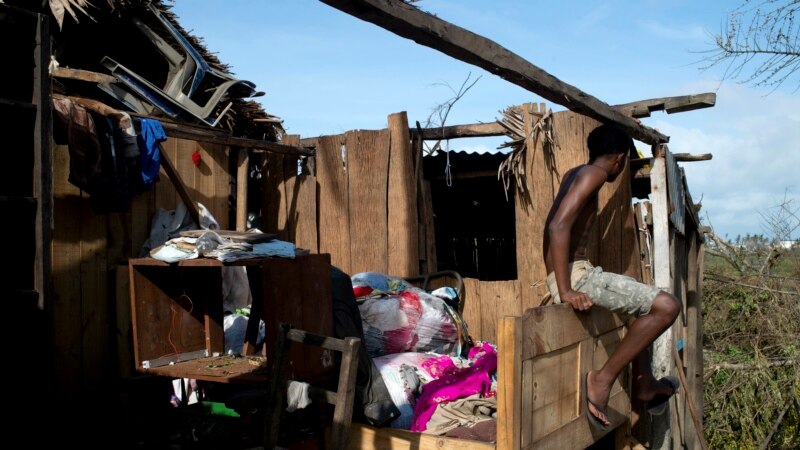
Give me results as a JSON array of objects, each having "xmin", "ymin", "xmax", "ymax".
[{"xmin": 547, "ymin": 166, "xmax": 607, "ymax": 311}]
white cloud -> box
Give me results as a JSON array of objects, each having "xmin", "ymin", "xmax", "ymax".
[{"xmin": 651, "ymin": 82, "xmax": 800, "ymax": 239}]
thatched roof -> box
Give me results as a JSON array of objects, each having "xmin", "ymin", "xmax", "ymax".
[{"xmin": 8, "ymin": 0, "xmax": 284, "ymax": 141}]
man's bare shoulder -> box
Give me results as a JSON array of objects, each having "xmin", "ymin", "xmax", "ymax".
[{"xmin": 571, "ymin": 164, "xmax": 608, "ymax": 188}]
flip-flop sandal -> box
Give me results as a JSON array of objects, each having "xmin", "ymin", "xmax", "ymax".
[
  {"xmin": 583, "ymin": 372, "xmax": 610, "ymax": 430},
  {"xmin": 647, "ymin": 375, "xmax": 680, "ymax": 416}
]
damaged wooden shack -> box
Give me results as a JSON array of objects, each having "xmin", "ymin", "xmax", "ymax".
[{"xmin": 3, "ymin": 1, "xmax": 711, "ymax": 449}]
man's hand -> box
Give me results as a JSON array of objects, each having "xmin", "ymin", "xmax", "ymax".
[{"xmin": 561, "ymin": 290, "xmax": 593, "ymax": 312}]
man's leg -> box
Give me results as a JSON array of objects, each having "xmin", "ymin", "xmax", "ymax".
[
  {"xmin": 586, "ymin": 291, "xmax": 680, "ymax": 425},
  {"xmin": 330, "ymin": 267, "xmax": 401, "ymax": 427}
]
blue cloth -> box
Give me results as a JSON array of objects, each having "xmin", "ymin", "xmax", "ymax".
[{"xmin": 138, "ymin": 118, "xmax": 166, "ymax": 189}]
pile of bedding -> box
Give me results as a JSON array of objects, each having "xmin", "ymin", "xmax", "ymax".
[{"xmin": 352, "ymin": 272, "xmax": 497, "ymax": 441}]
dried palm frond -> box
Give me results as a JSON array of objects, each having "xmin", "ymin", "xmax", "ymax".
[
  {"xmin": 49, "ymin": 0, "xmax": 96, "ymax": 29},
  {"xmin": 497, "ymin": 105, "xmax": 559, "ymax": 202},
  {"xmin": 49, "ymin": 0, "xmax": 133, "ymax": 29}
]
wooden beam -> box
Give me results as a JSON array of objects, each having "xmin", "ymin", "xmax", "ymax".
[
  {"xmin": 158, "ymin": 121, "xmax": 314, "ymax": 156},
  {"xmin": 319, "ymin": 0, "xmax": 669, "ymax": 145},
  {"xmin": 157, "ymin": 143, "xmax": 201, "ymax": 227},
  {"xmin": 413, "ymin": 121, "xmax": 506, "ymax": 140},
  {"xmin": 52, "ymin": 67, "xmax": 118, "ymax": 85},
  {"xmin": 54, "ymin": 94, "xmax": 313, "ymax": 157},
  {"xmin": 631, "ymin": 153, "xmax": 713, "ymax": 169},
  {"xmin": 614, "ymin": 93, "xmax": 717, "ymax": 118}
]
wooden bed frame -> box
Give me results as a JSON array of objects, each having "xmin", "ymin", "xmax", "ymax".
[{"xmin": 347, "ymin": 303, "xmax": 631, "ymax": 450}]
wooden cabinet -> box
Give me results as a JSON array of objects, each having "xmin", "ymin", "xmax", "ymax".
[{"xmin": 128, "ymin": 253, "xmax": 334, "ymax": 383}]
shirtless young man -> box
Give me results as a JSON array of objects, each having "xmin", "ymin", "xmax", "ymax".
[{"xmin": 542, "ymin": 123, "xmax": 681, "ymax": 429}]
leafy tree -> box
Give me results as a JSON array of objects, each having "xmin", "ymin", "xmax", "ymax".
[{"xmin": 700, "ymin": 0, "xmax": 800, "ymax": 93}]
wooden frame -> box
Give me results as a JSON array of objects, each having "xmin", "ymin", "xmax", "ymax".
[{"xmin": 347, "ymin": 304, "xmax": 630, "ymax": 450}]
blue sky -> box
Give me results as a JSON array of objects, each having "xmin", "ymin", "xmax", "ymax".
[{"xmin": 170, "ymin": 0, "xmax": 799, "ymax": 240}]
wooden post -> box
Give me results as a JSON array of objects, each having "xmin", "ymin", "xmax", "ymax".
[
  {"xmin": 387, "ymin": 112, "xmax": 419, "ymax": 277},
  {"xmin": 649, "ymin": 144, "xmax": 673, "ymax": 449},
  {"xmin": 236, "ymin": 148, "xmax": 249, "ymax": 231},
  {"xmin": 497, "ymin": 315, "xmax": 522, "ymax": 450}
]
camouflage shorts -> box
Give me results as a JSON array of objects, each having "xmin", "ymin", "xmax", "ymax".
[{"xmin": 546, "ymin": 260, "xmax": 660, "ymax": 317}]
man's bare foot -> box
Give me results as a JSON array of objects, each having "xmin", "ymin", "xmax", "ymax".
[{"xmin": 586, "ymin": 370, "xmax": 612, "ymax": 427}]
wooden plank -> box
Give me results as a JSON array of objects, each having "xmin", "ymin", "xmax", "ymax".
[
  {"xmin": 280, "ymin": 135, "xmax": 301, "ymax": 243},
  {"xmin": 478, "ymin": 281, "xmax": 498, "ymax": 346},
  {"xmin": 155, "ymin": 119, "xmax": 314, "ymax": 156},
  {"xmin": 521, "ymin": 304, "xmax": 625, "ymax": 360},
  {"xmin": 613, "ymin": 93, "xmax": 716, "ymax": 118},
  {"xmin": 236, "ymin": 148, "xmax": 249, "ymax": 231},
  {"xmin": 419, "ymin": 179, "xmax": 436, "ymax": 273},
  {"xmin": 175, "ymin": 137, "xmax": 198, "ymax": 213},
  {"xmin": 317, "ymin": 134, "xmax": 352, "ymax": 272},
  {"xmin": 650, "ymin": 146, "xmax": 670, "ymax": 292},
  {"xmin": 413, "ymin": 121, "xmax": 506, "ymax": 140},
  {"xmin": 260, "ymin": 254, "xmax": 334, "ymax": 380},
  {"xmin": 52, "ymin": 66, "xmax": 118, "ymax": 84},
  {"xmin": 116, "ymin": 265, "xmax": 133, "ymax": 380},
  {"xmin": 58, "ymin": 93, "xmax": 310, "ymax": 154},
  {"xmin": 154, "ymin": 140, "xmax": 178, "ymax": 213},
  {"xmin": 497, "ymin": 315, "xmax": 522, "ymax": 450},
  {"xmin": 80, "ymin": 189, "xmax": 109, "ymax": 393},
  {"xmin": 526, "ymin": 344, "xmax": 581, "ymax": 444},
  {"xmin": 497, "ymin": 281, "xmax": 523, "ymax": 340},
  {"xmin": 276, "ymin": 136, "xmax": 298, "ymax": 242},
  {"xmin": 691, "ymin": 240, "xmax": 705, "ymax": 443},
  {"xmin": 515, "ymin": 104, "xmax": 549, "ymax": 309},
  {"xmin": 285, "ymin": 135, "xmax": 319, "ymax": 253},
  {"xmin": 208, "ymin": 142, "xmax": 230, "ymax": 229},
  {"xmin": 318, "ymin": 0, "xmax": 668, "ymax": 145},
  {"xmin": 480, "ymin": 280, "xmax": 521, "ymax": 345},
  {"xmin": 649, "ymin": 145, "xmax": 674, "ymax": 448},
  {"xmin": 142, "ymin": 355, "xmax": 269, "ymax": 384},
  {"xmin": 346, "ymin": 129, "xmax": 390, "ymax": 274},
  {"xmin": 683, "ymin": 232, "xmax": 701, "ymax": 450},
  {"xmin": 52, "ymin": 144, "xmax": 83, "ymax": 402},
  {"xmin": 387, "ymin": 112, "xmax": 419, "ymax": 277},
  {"xmin": 33, "ymin": 11, "xmax": 52, "ymax": 310},
  {"xmin": 348, "ymin": 423, "xmax": 495, "ymax": 450},
  {"xmin": 130, "ymin": 190, "xmax": 154, "ymax": 257},
  {"xmin": 264, "ymin": 141, "xmax": 288, "ymax": 239},
  {"xmin": 462, "ymin": 277, "xmax": 483, "ymax": 342},
  {"xmin": 525, "ymin": 389, "xmax": 629, "ymax": 449}
]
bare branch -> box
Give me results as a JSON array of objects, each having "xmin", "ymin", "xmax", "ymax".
[{"xmin": 697, "ymin": 0, "xmax": 800, "ymax": 93}]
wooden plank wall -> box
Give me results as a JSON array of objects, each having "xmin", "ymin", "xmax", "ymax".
[
  {"xmin": 347, "ymin": 129, "xmax": 391, "ymax": 274},
  {"xmin": 309, "ymin": 118, "xmax": 419, "ymax": 277},
  {"xmin": 264, "ymin": 134, "xmax": 318, "ymax": 251},
  {"xmin": 517, "ymin": 304, "xmax": 629, "ymax": 449},
  {"xmin": 52, "ymin": 137, "xmax": 230, "ymax": 404}
]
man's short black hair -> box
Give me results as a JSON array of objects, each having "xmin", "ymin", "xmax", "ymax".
[{"xmin": 587, "ymin": 124, "xmax": 637, "ymax": 161}]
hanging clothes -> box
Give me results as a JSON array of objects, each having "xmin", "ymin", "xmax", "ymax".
[{"xmin": 137, "ymin": 118, "xmax": 166, "ymax": 190}]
